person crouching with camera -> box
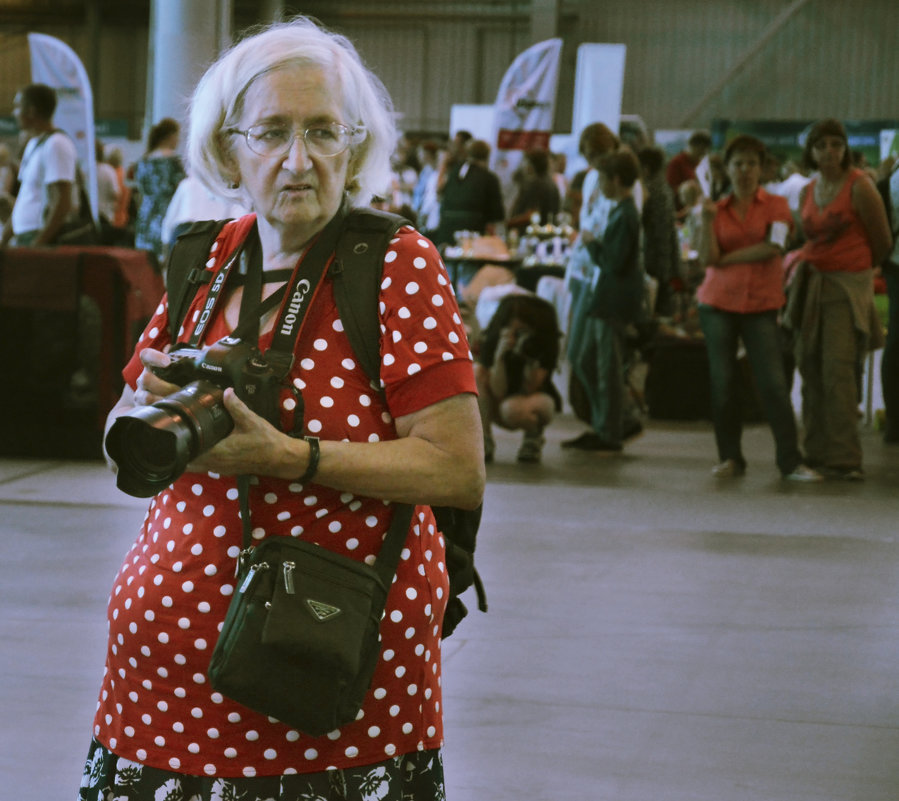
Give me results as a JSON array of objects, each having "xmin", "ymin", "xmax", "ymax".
[
  {"xmin": 83, "ymin": 17, "xmax": 484, "ymax": 801},
  {"xmin": 475, "ymin": 293, "xmax": 562, "ymax": 463}
]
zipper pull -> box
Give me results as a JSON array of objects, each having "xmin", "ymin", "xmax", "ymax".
[
  {"xmin": 283, "ymin": 561, "xmax": 296, "ymax": 595},
  {"xmin": 238, "ymin": 561, "xmax": 268, "ymax": 594}
]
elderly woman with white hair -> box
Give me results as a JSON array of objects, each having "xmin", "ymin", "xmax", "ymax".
[{"xmin": 79, "ymin": 17, "xmax": 484, "ymax": 801}]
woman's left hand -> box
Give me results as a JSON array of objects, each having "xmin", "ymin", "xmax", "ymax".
[{"xmin": 187, "ymin": 388, "xmax": 291, "ymax": 477}]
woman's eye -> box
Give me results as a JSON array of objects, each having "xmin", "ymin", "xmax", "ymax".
[
  {"xmin": 255, "ymin": 127, "xmax": 290, "ymax": 143},
  {"xmin": 308, "ymin": 127, "xmax": 338, "ymax": 142}
]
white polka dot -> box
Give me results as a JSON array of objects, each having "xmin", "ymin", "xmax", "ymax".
[
  {"xmin": 178, "ymin": 618, "xmax": 190, "ymax": 630},
  {"xmin": 246, "ymin": 730, "xmax": 259, "ymax": 741},
  {"xmin": 330, "ymin": 376, "xmax": 345, "ymax": 388},
  {"xmin": 341, "ymin": 358, "xmax": 355, "ymax": 370},
  {"xmin": 423, "ymin": 317, "xmax": 437, "ymax": 329},
  {"xmin": 308, "ymin": 419, "xmax": 323, "ymax": 433},
  {"xmin": 398, "ymin": 306, "xmax": 411, "ymax": 319},
  {"xmin": 321, "ymin": 396, "xmax": 334, "ymax": 408},
  {"xmin": 224, "ymin": 747, "xmax": 237, "ymax": 758},
  {"xmin": 402, "ymin": 723, "xmax": 413, "ymax": 734},
  {"xmin": 155, "ymin": 735, "xmax": 166, "ymax": 747},
  {"xmin": 182, "ymin": 581, "xmax": 194, "ymax": 592},
  {"xmin": 345, "ymin": 746, "xmax": 359, "ymax": 758},
  {"xmin": 390, "ymin": 610, "xmax": 403, "ymax": 623},
  {"xmin": 368, "ymin": 725, "xmax": 381, "ymax": 737},
  {"xmin": 300, "ymin": 358, "xmax": 315, "ymax": 370},
  {"xmin": 413, "ymin": 341, "xmax": 427, "ymax": 354},
  {"xmin": 283, "ymin": 397, "xmax": 297, "ymax": 411},
  {"xmin": 313, "ymin": 338, "xmax": 328, "ymax": 351},
  {"xmin": 204, "ymin": 764, "xmax": 216, "ymax": 775},
  {"xmin": 304, "ymin": 748, "xmax": 318, "ymax": 760},
  {"xmin": 346, "ymin": 538, "xmax": 359, "ymax": 550},
  {"xmin": 191, "ymin": 484, "xmax": 203, "ymax": 496},
  {"xmin": 385, "ymin": 743, "xmax": 397, "ymax": 756},
  {"xmin": 413, "ymin": 256, "xmax": 427, "ymax": 269},
  {"xmin": 407, "ymin": 364, "xmax": 422, "ymax": 375},
  {"xmin": 405, "ymin": 281, "xmax": 420, "ymax": 295},
  {"xmin": 264, "ymin": 748, "xmax": 277, "ymax": 760},
  {"xmin": 431, "ymin": 294, "xmax": 444, "ymax": 307},
  {"xmin": 188, "ymin": 743, "xmax": 200, "ymax": 754},
  {"xmin": 383, "ymin": 353, "xmax": 395, "ymax": 366},
  {"xmin": 373, "ymin": 687, "xmax": 387, "ymax": 700},
  {"xmin": 347, "ymin": 414, "xmax": 360, "ymax": 427}
]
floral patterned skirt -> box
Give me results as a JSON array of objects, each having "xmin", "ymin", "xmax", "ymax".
[{"xmin": 78, "ymin": 739, "xmax": 445, "ymax": 801}]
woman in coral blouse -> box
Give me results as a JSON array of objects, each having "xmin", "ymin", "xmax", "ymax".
[
  {"xmin": 697, "ymin": 135, "xmax": 821, "ymax": 481},
  {"xmin": 793, "ymin": 119, "xmax": 891, "ymax": 480}
]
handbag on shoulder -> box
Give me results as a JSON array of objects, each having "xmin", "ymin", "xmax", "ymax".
[{"xmin": 208, "ymin": 478, "xmax": 413, "ymax": 736}]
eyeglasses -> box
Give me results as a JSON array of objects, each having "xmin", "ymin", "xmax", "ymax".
[{"xmin": 227, "ymin": 122, "xmax": 366, "ymax": 159}]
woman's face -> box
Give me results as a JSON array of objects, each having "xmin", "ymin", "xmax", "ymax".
[
  {"xmin": 229, "ymin": 64, "xmax": 351, "ymax": 243},
  {"xmin": 811, "ymin": 135, "xmax": 847, "ymax": 172},
  {"xmin": 726, "ymin": 149, "xmax": 761, "ymax": 196}
]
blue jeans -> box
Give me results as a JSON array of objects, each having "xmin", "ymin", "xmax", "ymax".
[{"xmin": 698, "ymin": 305, "xmax": 803, "ymax": 475}]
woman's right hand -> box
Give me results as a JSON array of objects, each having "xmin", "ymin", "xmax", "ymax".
[
  {"xmin": 133, "ymin": 347, "xmax": 180, "ymax": 407},
  {"xmin": 701, "ymin": 197, "xmax": 718, "ymax": 220}
]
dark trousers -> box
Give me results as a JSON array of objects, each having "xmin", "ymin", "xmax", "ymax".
[
  {"xmin": 882, "ymin": 267, "xmax": 899, "ymax": 432},
  {"xmin": 699, "ymin": 305, "xmax": 803, "ymax": 475}
]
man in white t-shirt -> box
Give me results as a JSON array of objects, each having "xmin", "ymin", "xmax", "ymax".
[{"xmin": 1, "ymin": 83, "xmax": 77, "ymax": 247}]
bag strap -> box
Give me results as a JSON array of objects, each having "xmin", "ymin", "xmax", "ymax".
[
  {"xmin": 329, "ymin": 208, "xmax": 411, "ymax": 384},
  {"xmin": 164, "ymin": 219, "xmax": 231, "ymax": 343}
]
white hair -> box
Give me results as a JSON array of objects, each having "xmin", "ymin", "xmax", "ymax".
[{"xmin": 187, "ymin": 16, "xmax": 396, "ymax": 206}]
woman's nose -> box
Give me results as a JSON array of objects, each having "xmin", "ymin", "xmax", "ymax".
[{"xmin": 281, "ymin": 132, "xmax": 311, "ymax": 171}]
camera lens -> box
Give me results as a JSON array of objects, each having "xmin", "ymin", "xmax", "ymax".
[{"xmin": 105, "ymin": 381, "xmax": 234, "ymax": 498}]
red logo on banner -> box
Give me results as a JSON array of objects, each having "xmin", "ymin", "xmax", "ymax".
[{"xmin": 496, "ymin": 129, "xmax": 552, "ymax": 151}]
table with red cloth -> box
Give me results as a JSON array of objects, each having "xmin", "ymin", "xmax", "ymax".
[{"xmin": 0, "ymin": 246, "xmax": 163, "ymax": 455}]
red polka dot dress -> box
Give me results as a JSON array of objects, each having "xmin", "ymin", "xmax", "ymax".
[{"xmin": 91, "ymin": 215, "xmax": 477, "ymax": 778}]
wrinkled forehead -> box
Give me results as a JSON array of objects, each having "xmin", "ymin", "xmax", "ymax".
[{"xmin": 231, "ymin": 59, "xmax": 346, "ymax": 124}]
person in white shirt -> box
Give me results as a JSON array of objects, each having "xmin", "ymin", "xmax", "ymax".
[{"xmin": 1, "ymin": 83, "xmax": 78, "ymax": 247}]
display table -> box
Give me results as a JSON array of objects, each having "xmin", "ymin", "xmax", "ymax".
[{"xmin": 0, "ymin": 246, "xmax": 163, "ymax": 456}]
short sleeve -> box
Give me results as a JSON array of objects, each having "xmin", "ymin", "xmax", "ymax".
[
  {"xmin": 122, "ymin": 297, "xmax": 174, "ymax": 388},
  {"xmin": 377, "ymin": 227, "xmax": 476, "ymax": 417},
  {"xmin": 43, "ymin": 133, "xmax": 76, "ymax": 185}
]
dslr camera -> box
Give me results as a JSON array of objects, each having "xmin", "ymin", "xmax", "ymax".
[{"xmin": 105, "ymin": 337, "xmax": 289, "ymax": 498}]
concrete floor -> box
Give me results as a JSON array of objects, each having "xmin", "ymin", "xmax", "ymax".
[{"xmin": 2, "ymin": 414, "xmax": 898, "ymax": 801}]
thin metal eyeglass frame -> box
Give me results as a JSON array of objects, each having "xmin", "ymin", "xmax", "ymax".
[{"xmin": 226, "ymin": 123, "xmax": 365, "ymax": 159}]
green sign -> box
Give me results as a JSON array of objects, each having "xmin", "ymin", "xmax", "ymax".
[{"xmin": 711, "ymin": 118, "xmax": 899, "ymax": 167}]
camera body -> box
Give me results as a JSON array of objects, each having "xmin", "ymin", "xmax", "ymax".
[
  {"xmin": 158, "ymin": 337, "xmax": 285, "ymax": 425},
  {"xmin": 511, "ymin": 327, "xmax": 541, "ymax": 361},
  {"xmin": 105, "ymin": 336, "xmax": 291, "ymax": 498}
]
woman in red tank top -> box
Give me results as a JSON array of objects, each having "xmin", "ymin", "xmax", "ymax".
[{"xmin": 794, "ymin": 119, "xmax": 891, "ymax": 479}]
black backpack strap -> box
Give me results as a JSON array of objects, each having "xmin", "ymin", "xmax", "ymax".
[
  {"xmin": 164, "ymin": 219, "xmax": 231, "ymax": 343},
  {"xmin": 329, "ymin": 208, "xmax": 411, "ymax": 385}
]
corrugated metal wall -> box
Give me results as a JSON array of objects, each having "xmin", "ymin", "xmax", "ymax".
[
  {"xmin": 561, "ymin": 0, "xmax": 899, "ymax": 131},
  {"xmin": 2, "ymin": 0, "xmax": 899, "ymax": 140}
]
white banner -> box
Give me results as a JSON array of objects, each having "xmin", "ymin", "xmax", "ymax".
[
  {"xmin": 490, "ymin": 38, "xmax": 563, "ymax": 204},
  {"xmin": 28, "ymin": 33, "xmax": 98, "ymax": 221}
]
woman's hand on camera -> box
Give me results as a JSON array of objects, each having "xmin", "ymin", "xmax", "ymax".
[
  {"xmin": 134, "ymin": 347, "xmax": 178, "ymax": 406},
  {"xmin": 187, "ymin": 388, "xmax": 287, "ymax": 477}
]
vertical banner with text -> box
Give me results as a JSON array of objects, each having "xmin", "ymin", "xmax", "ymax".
[
  {"xmin": 28, "ymin": 33, "xmax": 97, "ymax": 220},
  {"xmin": 490, "ymin": 38, "xmax": 563, "ymax": 206}
]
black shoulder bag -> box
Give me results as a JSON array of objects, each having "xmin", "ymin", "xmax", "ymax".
[{"xmin": 202, "ymin": 212, "xmax": 414, "ymax": 735}]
